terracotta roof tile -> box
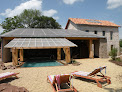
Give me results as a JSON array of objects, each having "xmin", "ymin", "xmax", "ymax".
[{"xmin": 68, "ymin": 18, "xmax": 120, "ymax": 27}]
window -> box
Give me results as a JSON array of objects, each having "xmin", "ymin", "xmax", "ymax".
[
  {"xmin": 111, "ymin": 45, "xmax": 113, "ymax": 50},
  {"xmin": 94, "ymin": 31, "xmax": 97, "ymax": 34},
  {"xmin": 102, "ymin": 31, "xmax": 105, "ymax": 36},
  {"xmin": 110, "ymin": 31, "xmax": 113, "ymax": 40},
  {"xmin": 85, "ymin": 30, "xmax": 89, "ymax": 32}
]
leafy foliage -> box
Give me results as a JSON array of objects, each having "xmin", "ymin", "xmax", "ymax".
[
  {"xmin": 19, "ymin": 9, "xmax": 41, "ymax": 28},
  {"xmin": 120, "ymin": 39, "xmax": 122, "ymax": 47},
  {"xmin": 30, "ymin": 16, "xmax": 61, "ymax": 29},
  {"xmin": 70, "ymin": 59, "xmax": 77, "ymax": 64},
  {"xmin": 1, "ymin": 9, "xmax": 61, "ymax": 34},
  {"xmin": 109, "ymin": 48, "xmax": 118, "ymax": 60},
  {"xmin": 1, "ymin": 16, "xmax": 24, "ymax": 34},
  {"xmin": 115, "ymin": 58, "xmax": 122, "ymax": 62}
]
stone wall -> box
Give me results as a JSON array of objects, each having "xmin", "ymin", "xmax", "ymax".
[
  {"xmin": 67, "ymin": 21, "xmax": 120, "ymax": 56},
  {"xmin": 1, "ymin": 39, "xmax": 12, "ymax": 62},
  {"xmin": 99, "ymin": 39, "xmax": 108, "ymax": 58}
]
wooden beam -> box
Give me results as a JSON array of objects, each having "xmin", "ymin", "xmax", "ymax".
[
  {"xmin": 5, "ymin": 46, "xmax": 75, "ymax": 49},
  {"xmin": 57, "ymin": 48, "xmax": 61, "ymax": 60},
  {"xmin": 89, "ymin": 39, "xmax": 94, "ymax": 58},
  {"xmin": 12, "ymin": 48, "xmax": 18, "ymax": 66},
  {"xmin": 20, "ymin": 49, "xmax": 24, "ymax": 61},
  {"xmin": 66, "ymin": 37, "xmax": 99, "ymax": 40},
  {"xmin": 64, "ymin": 48, "xmax": 71, "ymax": 63},
  {"xmin": 2, "ymin": 37, "xmax": 15, "ymax": 40}
]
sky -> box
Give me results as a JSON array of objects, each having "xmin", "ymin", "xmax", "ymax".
[{"xmin": 0, "ymin": 0, "xmax": 122, "ymax": 38}]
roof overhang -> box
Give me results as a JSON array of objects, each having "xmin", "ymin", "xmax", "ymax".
[
  {"xmin": 4, "ymin": 38, "xmax": 77, "ymax": 49},
  {"xmin": 65, "ymin": 19, "xmax": 70, "ymax": 29},
  {"xmin": 0, "ymin": 28, "xmax": 105, "ymax": 39}
]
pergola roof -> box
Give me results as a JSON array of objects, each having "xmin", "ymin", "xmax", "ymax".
[
  {"xmin": 5, "ymin": 38, "xmax": 77, "ymax": 49},
  {"xmin": 0, "ymin": 28, "xmax": 105, "ymax": 38}
]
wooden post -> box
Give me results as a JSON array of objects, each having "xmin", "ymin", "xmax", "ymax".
[
  {"xmin": 63, "ymin": 48, "xmax": 66, "ymax": 54},
  {"xmin": 57, "ymin": 48, "xmax": 61, "ymax": 60},
  {"xmin": 64, "ymin": 47, "xmax": 71, "ymax": 63},
  {"xmin": 12, "ymin": 48, "xmax": 18, "ymax": 66},
  {"xmin": 20, "ymin": 49, "xmax": 24, "ymax": 61},
  {"xmin": 89, "ymin": 39, "xmax": 94, "ymax": 58}
]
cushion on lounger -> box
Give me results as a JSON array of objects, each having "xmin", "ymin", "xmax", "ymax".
[
  {"xmin": 72, "ymin": 71, "xmax": 90, "ymax": 76},
  {"xmin": 58, "ymin": 74, "xmax": 69, "ymax": 76},
  {"xmin": 89, "ymin": 66, "xmax": 107, "ymax": 75},
  {"xmin": 48, "ymin": 74, "xmax": 69, "ymax": 83},
  {"xmin": 48, "ymin": 75, "xmax": 55, "ymax": 83},
  {"xmin": 0, "ymin": 72, "xmax": 15, "ymax": 78},
  {"xmin": 72, "ymin": 66, "xmax": 107, "ymax": 76}
]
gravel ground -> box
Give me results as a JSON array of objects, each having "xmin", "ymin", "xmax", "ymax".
[{"xmin": 0, "ymin": 58, "xmax": 122, "ymax": 92}]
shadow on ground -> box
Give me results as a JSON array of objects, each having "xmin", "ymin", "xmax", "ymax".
[
  {"xmin": 104, "ymin": 88, "xmax": 122, "ymax": 92},
  {"xmin": 75, "ymin": 77, "xmax": 108, "ymax": 86},
  {"xmin": 0, "ymin": 77, "xmax": 18, "ymax": 84}
]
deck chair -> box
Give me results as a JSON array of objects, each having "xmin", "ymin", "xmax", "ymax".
[
  {"xmin": 47, "ymin": 74, "xmax": 77, "ymax": 92},
  {"xmin": 71, "ymin": 66, "xmax": 111, "ymax": 88},
  {"xmin": 0, "ymin": 72, "xmax": 19, "ymax": 81}
]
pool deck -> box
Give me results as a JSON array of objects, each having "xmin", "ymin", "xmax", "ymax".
[{"xmin": 0, "ymin": 58, "xmax": 122, "ymax": 92}]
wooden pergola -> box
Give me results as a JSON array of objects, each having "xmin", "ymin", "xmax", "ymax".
[{"xmin": 5, "ymin": 38, "xmax": 77, "ymax": 66}]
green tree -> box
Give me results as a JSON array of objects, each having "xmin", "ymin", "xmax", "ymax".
[
  {"xmin": 1, "ymin": 9, "xmax": 61, "ymax": 34},
  {"xmin": 1, "ymin": 16, "xmax": 24, "ymax": 34},
  {"xmin": 120, "ymin": 39, "xmax": 122, "ymax": 47},
  {"xmin": 19, "ymin": 9, "xmax": 41, "ymax": 28},
  {"xmin": 31, "ymin": 16, "xmax": 61, "ymax": 28}
]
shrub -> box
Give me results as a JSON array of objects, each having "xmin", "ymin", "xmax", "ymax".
[
  {"xmin": 70, "ymin": 59, "xmax": 77, "ymax": 64},
  {"xmin": 115, "ymin": 58, "xmax": 122, "ymax": 62},
  {"xmin": 109, "ymin": 48, "xmax": 118, "ymax": 60},
  {"xmin": 120, "ymin": 39, "xmax": 122, "ymax": 47}
]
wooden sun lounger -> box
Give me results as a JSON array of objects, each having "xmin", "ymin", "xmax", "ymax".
[
  {"xmin": 72, "ymin": 66, "xmax": 111, "ymax": 88},
  {"xmin": 0, "ymin": 72, "xmax": 19, "ymax": 81},
  {"xmin": 47, "ymin": 74, "xmax": 77, "ymax": 92}
]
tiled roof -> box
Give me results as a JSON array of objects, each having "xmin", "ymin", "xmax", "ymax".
[{"xmin": 65, "ymin": 18, "xmax": 120, "ymax": 29}]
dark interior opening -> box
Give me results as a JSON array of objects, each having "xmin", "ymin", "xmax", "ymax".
[
  {"xmin": 70, "ymin": 40, "xmax": 89, "ymax": 59},
  {"xmin": 24, "ymin": 49, "xmax": 57, "ymax": 60}
]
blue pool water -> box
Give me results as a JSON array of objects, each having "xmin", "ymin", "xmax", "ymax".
[{"xmin": 21, "ymin": 59, "xmax": 63, "ymax": 67}]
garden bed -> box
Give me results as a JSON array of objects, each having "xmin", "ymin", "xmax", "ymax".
[{"xmin": 109, "ymin": 60, "xmax": 122, "ymax": 66}]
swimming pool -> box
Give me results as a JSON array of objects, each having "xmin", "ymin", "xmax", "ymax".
[{"xmin": 21, "ymin": 58, "xmax": 63, "ymax": 67}]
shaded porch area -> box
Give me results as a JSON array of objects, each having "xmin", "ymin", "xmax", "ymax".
[{"xmin": 67, "ymin": 38, "xmax": 100, "ymax": 59}]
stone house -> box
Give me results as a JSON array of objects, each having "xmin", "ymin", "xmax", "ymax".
[{"xmin": 65, "ymin": 18, "xmax": 120, "ymax": 56}]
